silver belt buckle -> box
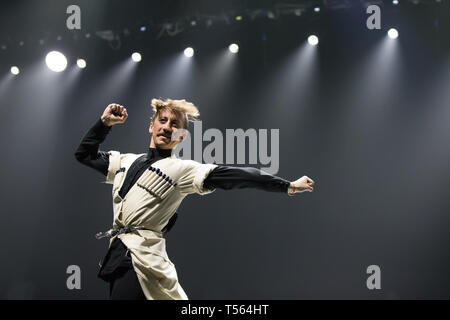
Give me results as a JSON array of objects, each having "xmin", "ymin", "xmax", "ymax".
[
  {"xmin": 95, "ymin": 226, "xmax": 145, "ymax": 239},
  {"xmin": 95, "ymin": 229, "xmax": 118, "ymax": 239}
]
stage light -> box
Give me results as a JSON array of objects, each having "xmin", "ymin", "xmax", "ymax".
[
  {"xmin": 190, "ymin": 20, "xmax": 197, "ymax": 26},
  {"xmin": 267, "ymin": 11, "xmax": 275, "ymax": 19},
  {"xmin": 45, "ymin": 51, "xmax": 68, "ymax": 72},
  {"xmin": 184, "ymin": 47, "xmax": 194, "ymax": 58},
  {"xmin": 77, "ymin": 59, "xmax": 86, "ymax": 69},
  {"xmin": 308, "ymin": 35, "xmax": 319, "ymax": 46},
  {"xmin": 132, "ymin": 52, "xmax": 142, "ymax": 62},
  {"xmin": 229, "ymin": 43, "xmax": 239, "ymax": 53},
  {"xmin": 236, "ymin": 16, "xmax": 242, "ymax": 21},
  {"xmin": 314, "ymin": 7, "xmax": 320, "ymax": 13},
  {"xmin": 11, "ymin": 66, "xmax": 20, "ymax": 75},
  {"xmin": 388, "ymin": 28, "xmax": 399, "ymax": 39},
  {"xmin": 393, "ymin": 0, "xmax": 399, "ymax": 4},
  {"xmin": 140, "ymin": 26, "xmax": 146, "ymax": 32}
]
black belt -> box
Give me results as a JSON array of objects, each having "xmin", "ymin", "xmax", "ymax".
[{"xmin": 95, "ymin": 226, "xmax": 148, "ymax": 240}]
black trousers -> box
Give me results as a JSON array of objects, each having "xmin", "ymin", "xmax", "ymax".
[
  {"xmin": 98, "ymin": 238, "xmax": 146, "ymax": 300},
  {"xmin": 109, "ymin": 267, "xmax": 147, "ymax": 300}
]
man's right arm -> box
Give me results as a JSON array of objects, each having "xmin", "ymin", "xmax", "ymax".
[
  {"xmin": 74, "ymin": 117, "xmax": 112, "ymax": 176},
  {"xmin": 75, "ymin": 103, "xmax": 128, "ymax": 176}
]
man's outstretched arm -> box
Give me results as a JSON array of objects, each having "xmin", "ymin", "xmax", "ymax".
[
  {"xmin": 203, "ymin": 166, "xmax": 314, "ymax": 195},
  {"xmin": 74, "ymin": 103, "xmax": 128, "ymax": 176}
]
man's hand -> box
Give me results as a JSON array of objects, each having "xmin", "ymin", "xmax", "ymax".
[
  {"xmin": 288, "ymin": 175, "xmax": 315, "ymax": 195},
  {"xmin": 101, "ymin": 103, "xmax": 128, "ymax": 127}
]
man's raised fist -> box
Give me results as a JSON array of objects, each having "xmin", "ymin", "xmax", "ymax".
[{"xmin": 101, "ymin": 103, "xmax": 128, "ymax": 126}]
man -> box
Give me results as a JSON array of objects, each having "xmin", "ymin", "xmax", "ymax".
[{"xmin": 75, "ymin": 99, "xmax": 315, "ymax": 300}]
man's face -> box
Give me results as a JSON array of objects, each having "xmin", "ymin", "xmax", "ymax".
[{"xmin": 149, "ymin": 108, "xmax": 185, "ymax": 150}]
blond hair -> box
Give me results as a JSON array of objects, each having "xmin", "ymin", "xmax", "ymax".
[{"xmin": 151, "ymin": 98, "xmax": 200, "ymax": 128}]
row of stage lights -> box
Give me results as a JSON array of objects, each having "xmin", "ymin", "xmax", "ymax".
[
  {"xmin": 8, "ymin": 44, "xmax": 237, "ymax": 75},
  {"xmin": 8, "ymin": 28, "xmax": 399, "ymax": 76}
]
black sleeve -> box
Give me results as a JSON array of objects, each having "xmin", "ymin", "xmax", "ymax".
[
  {"xmin": 74, "ymin": 118, "xmax": 112, "ymax": 176},
  {"xmin": 203, "ymin": 165, "xmax": 290, "ymax": 193}
]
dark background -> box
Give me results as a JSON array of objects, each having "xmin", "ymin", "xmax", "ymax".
[{"xmin": 0, "ymin": 0, "xmax": 449, "ymax": 299}]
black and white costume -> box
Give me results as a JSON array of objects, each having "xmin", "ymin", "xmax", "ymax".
[{"xmin": 75, "ymin": 118, "xmax": 291, "ymax": 299}]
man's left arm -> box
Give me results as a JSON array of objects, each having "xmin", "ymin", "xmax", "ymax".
[{"xmin": 203, "ymin": 165, "xmax": 314, "ymax": 195}]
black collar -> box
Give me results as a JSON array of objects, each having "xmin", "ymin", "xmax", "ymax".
[{"xmin": 147, "ymin": 147, "xmax": 172, "ymax": 159}]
